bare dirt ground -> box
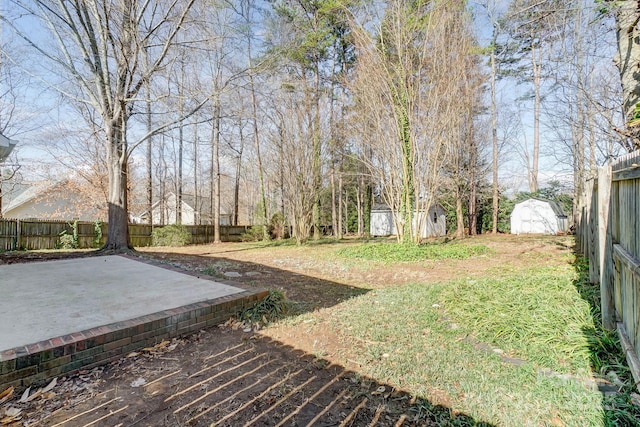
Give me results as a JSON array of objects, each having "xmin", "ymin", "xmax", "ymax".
[{"xmin": 0, "ymin": 234, "xmax": 574, "ymax": 426}]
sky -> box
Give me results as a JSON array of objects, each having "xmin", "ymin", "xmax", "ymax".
[{"xmin": 1, "ymin": 0, "xmax": 627, "ymax": 197}]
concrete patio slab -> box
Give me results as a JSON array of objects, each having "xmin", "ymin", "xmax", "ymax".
[{"xmin": 0, "ymin": 255, "xmax": 267, "ymax": 389}]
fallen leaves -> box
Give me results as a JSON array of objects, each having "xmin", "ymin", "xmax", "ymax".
[
  {"xmin": 0, "ymin": 387, "xmax": 19, "ymax": 425},
  {"xmin": 19, "ymin": 378, "xmax": 57, "ymax": 404},
  {"xmin": 0, "ymin": 387, "xmax": 20, "ymax": 426},
  {"xmin": 0, "ymin": 388, "xmax": 13, "ymax": 406},
  {"xmin": 141, "ymin": 339, "xmax": 181, "ymax": 356},
  {"xmin": 0, "ymin": 378, "xmax": 60, "ymax": 425},
  {"xmin": 0, "ymin": 406, "xmax": 22, "ymax": 425}
]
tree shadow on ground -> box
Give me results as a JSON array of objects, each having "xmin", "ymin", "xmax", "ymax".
[
  {"xmin": 33, "ymin": 326, "xmax": 495, "ymax": 426},
  {"xmin": 5, "ymin": 249, "xmax": 495, "ymax": 425},
  {"xmin": 570, "ymin": 255, "xmax": 640, "ymax": 425},
  {"xmin": 136, "ymin": 250, "xmax": 369, "ymax": 312}
]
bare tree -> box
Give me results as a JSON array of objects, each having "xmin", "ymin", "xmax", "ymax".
[
  {"xmin": 0, "ymin": 35, "xmax": 33, "ymax": 217},
  {"xmin": 502, "ymin": 0, "xmax": 567, "ymax": 192},
  {"xmin": 2, "ymin": 0, "xmax": 203, "ymax": 251},
  {"xmin": 476, "ymin": 0, "xmax": 507, "ymax": 234},
  {"xmin": 442, "ymin": 5, "xmax": 486, "ymax": 238},
  {"xmin": 349, "ymin": 0, "xmax": 476, "ymax": 242}
]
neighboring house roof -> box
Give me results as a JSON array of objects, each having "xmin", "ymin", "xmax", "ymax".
[
  {"xmin": 2, "ymin": 181, "xmax": 61, "ymax": 214},
  {"xmin": 2, "ymin": 179, "xmax": 105, "ymax": 221}
]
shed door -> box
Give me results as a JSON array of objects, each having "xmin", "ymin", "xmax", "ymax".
[{"xmin": 521, "ymin": 203, "xmax": 553, "ymax": 234}]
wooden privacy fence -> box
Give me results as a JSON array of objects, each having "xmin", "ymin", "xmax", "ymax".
[
  {"xmin": 577, "ymin": 150, "xmax": 640, "ymax": 386},
  {"xmin": 0, "ymin": 219, "xmax": 249, "ymax": 251}
]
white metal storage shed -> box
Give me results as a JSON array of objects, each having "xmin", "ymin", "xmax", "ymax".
[
  {"xmin": 370, "ymin": 203, "xmax": 446, "ymax": 238},
  {"xmin": 510, "ymin": 198, "xmax": 568, "ymax": 235}
]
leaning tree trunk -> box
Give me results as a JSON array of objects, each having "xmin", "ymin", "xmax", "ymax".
[
  {"xmin": 613, "ymin": 0, "xmax": 640, "ymax": 150},
  {"xmin": 103, "ymin": 118, "xmax": 131, "ymax": 251}
]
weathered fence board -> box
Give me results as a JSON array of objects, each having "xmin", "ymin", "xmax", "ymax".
[
  {"xmin": 0, "ymin": 220, "xmax": 17, "ymax": 251},
  {"xmin": 0, "ymin": 219, "xmax": 248, "ymax": 251},
  {"xmin": 577, "ymin": 150, "xmax": 640, "ymax": 387}
]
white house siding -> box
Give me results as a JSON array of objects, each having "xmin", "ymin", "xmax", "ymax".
[
  {"xmin": 150, "ymin": 194, "xmax": 196, "ymax": 225},
  {"xmin": 2, "ymin": 183, "xmax": 103, "ymax": 221},
  {"xmin": 510, "ymin": 198, "xmax": 567, "ymax": 235}
]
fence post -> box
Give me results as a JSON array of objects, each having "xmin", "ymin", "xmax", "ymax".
[
  {"xmin": 598, "ymin": 165, "xmax": 615, "ymax": 330},
  {"xmin": 15, "ymin": 219, "xmax": 21, "ymax": 251}
]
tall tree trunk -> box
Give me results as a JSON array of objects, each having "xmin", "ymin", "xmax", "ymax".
[
  {"xmin": 329, "ymin": 57, "xmax": 338, "ymax": 239},
  {"xmin": 490, "ymin": 43, "xmax": 499, "ymax": 234},
  {"xmin": 338, "ymin": 173, "xmax": 343, "ymax": 239},
  {"xmin": 531, "ymin": 45, "xmax": 540, "ymax": 193},
  {"xmin": 177, "ymin": 102, "xmax": 184, "ymax": 225},
  {"xmin": 312, "ymin": 64, "xmax": 322, "ymax": 240},
  {"xmin": 356, "ymin": 183, "xmax": 362, "ymax": 236},
  {"xmin": 455, "ymin": 186, "xmax": 464, "ymax": 239},
  {"xmin": 343, "ymin": 187, "xmax": 348, "ymax": 235},
  {"xmin": 246, "ymin": 28, "xmax": 269, "ymax": 239},
  {"xmin": 211, "ymin": 100, "xmax": 221, "ymax": 243},
  {"xmin": 250, "ymin": 74, "xmax": 269, "ymax": 239},
  {"xmin": 234, "ymin": 117, "xmax": 245, "ymax": 226},
  {"xmin": 145, "ymin": 79, "xmax": 153, "ymax": 226},
  {"xmin": 160, "ymin": 135, "xmax": 167, "ymax": 225},
  {"xmin": 468, "ymin": 178, "xmax": 477, "ymax": 235},
  {"xmin": 0, "ymin": 168, "xmax": 4, "ymax": 219},
  {"xmin": 193, "ymin": 122, "xmax": 199, "ymax": 225},
  {"xmin": 331, "ymin": 170, "xmax": 338, "ymax": 237},
  {"xmin": 468, "ymin": 132, "xmax": 477, "ymax": 236},
  {"xmin": 278, "ymin": 123, "xmax": 286, "ymax": 221},
  {"xmin": 573, "ymin": 87, "xmax": 585, "ymax": 226},
  {"xmin": 397, "ymin": 98, "xmax": 414, "ymax": 243},
  {"xmin": 104, "ymin": 117, "xmax": 131, "ymax": 251}
]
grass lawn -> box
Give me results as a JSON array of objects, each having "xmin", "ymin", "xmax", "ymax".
[
  {"xmin": 329, "ymin": 267, "xmax": 599, "ymax": 426},
  {"xmin": 260, "ymin": 237, "xmax": 639, "ymax": 426},
  {"xmin": 8, "ymin": 235, "xmax": 638, "ymax": 426}
]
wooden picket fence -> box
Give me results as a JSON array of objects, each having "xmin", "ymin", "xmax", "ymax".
[
  {"xmin": 576, "ymin": 150, "xmax": 640, "ymax": 387},
  {"xmin": 0, "ymin": 219, "xmax": 249, "ymax": 251}
]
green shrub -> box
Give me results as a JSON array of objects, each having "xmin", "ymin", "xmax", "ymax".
[
  {"xmin": 58, "ymin": 221, "xmax": 79, "ymax": 249},
  {"xmin": 93, "ymin": 221, "xmax": 103, "ymax": 248},
  {"xmin": 238, "ymin": 290, "xmax": 288, "ymax": 325},
  {"xmin": 151, "ymin": 224, "xmax": 191, "ymax": 246},
  {"xmin": 269, "ymin": 212, "xmax": 287, "ymax": 240},
  {"xmin": 58, "ymin": 231, "xmax": 77, "ymax": 249},
  {"xmin": 241, "ymin": 225, "xmax": 267, "ymax": 242}
]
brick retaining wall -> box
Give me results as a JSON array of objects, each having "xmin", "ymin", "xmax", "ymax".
[{"xmin": 0, "ymin": 289, "xmax": 268, "ymax": 390}]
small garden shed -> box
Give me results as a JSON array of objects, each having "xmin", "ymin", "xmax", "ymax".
[
  {"xmin": 370, "ymin": 203, "xmax": 446, "ymax": 238},
  {"xmin": 510, "ymin": 198, "xmax": 568, "ymax": 235}
]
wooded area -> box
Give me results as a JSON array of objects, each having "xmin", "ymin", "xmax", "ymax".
[{"xmin": 0, "ymin": 0, "xmax": 638, "ymax": 249}]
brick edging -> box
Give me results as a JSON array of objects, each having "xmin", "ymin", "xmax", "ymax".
[{"xmin": 0, "ymin": 287, "xmax": 268, "ymax": 390}]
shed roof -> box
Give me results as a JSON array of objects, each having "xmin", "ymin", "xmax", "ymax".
[
  {"xmin": 514, "ymin": 197, "xmax": 567, "ymax": 218},
  {"xmin": 371, "ymin": 202, "xmax": 444, "ymax": 212}
]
